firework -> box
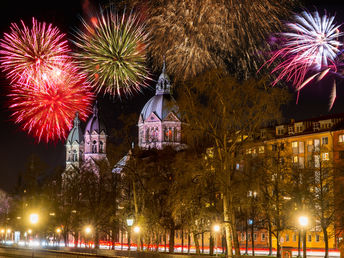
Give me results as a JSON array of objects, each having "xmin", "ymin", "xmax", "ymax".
[
  {"xmin": 73, "ymin": 11, "xmax": 149, "ymax": 96},
  {"xmin": 266, "ymin": 11, "xmax": 343, "ymax": 89},
  {"xmin": 0, "ymin": 18, "xmax": 70, "ymax": 84},
  {"xmin": 134, "ymin": 0, "xmax": 295, "ymax": 80},
  {"xmin": 9, "ymin": 72, "xmax": 94, "ymax": 142}
]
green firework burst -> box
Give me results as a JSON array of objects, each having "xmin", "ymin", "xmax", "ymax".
[{"xmin": 73, "ymin": 11, "xmax": 150, "ymax": 96}]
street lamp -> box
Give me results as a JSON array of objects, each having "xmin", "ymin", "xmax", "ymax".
[
  {"xmin": 84, "ymin": 226, "xmax": 92, "ymax": 248},
  {"xmin": 213, "ymin": 224, "xmax": 220, "ymax": 255},
  {"xmin": 126, "ymin": 216, "xmax": 134, "ymax": 251},
  {"xmin": 133, "ymin": 226, "xmax": 141, "ymax": 251},
  {"xmin": 29, "ymin": 213, "xmax": 39, "ymax": 225},
  {"xmin": 298, "ymin": 216, "xmax": 309, "ymax": 258}
]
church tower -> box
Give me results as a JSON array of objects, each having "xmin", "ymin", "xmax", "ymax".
[
  {"xmin": 84, "ymin": 102, "xmax": 107, "ymax": 162},
  {"xmin": 138, "ymin": 62, "xmax": 185, "ymax": 150},
  {"xmin": 65, "ymin": 112, "xmax": 84, "ymax": 170}
]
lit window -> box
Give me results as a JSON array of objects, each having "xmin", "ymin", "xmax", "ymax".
[
  {"xmin": 339, "ymin": 134, "xmax": 344, "ymax": 143},
  {"xmin": 293, "ymin": 234, "xmax": 297, "ymax": 242},
  {"xmin": 316, "ymin": 235, "xmax": 320, "ymax": 242},
  {"xmin": 261, "ymin": 233, "xmax": 265, "ymax": 241},
  {"xmin": 292, "ymin": 142, "xmax": 298, "ymax": 154},
  {"xmin": 299, "ymin": 157, "xmax": 304, "ymax": 168},
  {"xmin": 259, "ymin": 146, "xmax": 265, "ymax": 154},
  {"xmin": 299, "ymin": 142, "xmax": 304, "ymax": 153},
  {"xmin": 313, "ymin": 122, "xmax": 320, "ymax": 131},
  {"xmin": 254, "ymin": 233, "xmax": 257, "ymax": 241},
  {"xmin": 308, "ymin": 235, "xmax": 312, "ymax": 242},
  {"xmin": 314, "ymin": 139, "xmax": 320, "ymax": 151},
  {"xmin": 322, "ymin": 137, "xmax": 328, "ymax": 145},
  {"xmin": 285, "ymin": 234, "xmax": 289, "ymax": 242},
  {"xmin": 322, "ymin": 152, "xmax": 329, "ymax": 161},
  {"xmin": 293, "ymin": 156, "xmax": 298, "ymax": 163}
]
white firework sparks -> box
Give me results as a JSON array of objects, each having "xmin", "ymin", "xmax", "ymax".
[{"xmin": 284, "ymin": 11, "xmax": 343, "ymax": 70}]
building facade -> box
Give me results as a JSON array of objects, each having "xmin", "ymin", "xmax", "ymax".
[{"xmin": 65, "ymin": 103, "xmax": 107, "ymax": 171}]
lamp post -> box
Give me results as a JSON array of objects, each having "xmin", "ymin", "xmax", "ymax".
[
  {"xmin": 213, "ymin": 224, "xmax": 220, "ymax": 256},
  {"xmin": 133, "ymin": 226, "xmax": 140, "ymax": 251},
  {"xmin": 298, "ymin": 216, "xmax": 309, "ymax": 258},
  {"xmin": 84, "ymin": 226, "xmax": 92, "ymax": 248},
  {"xmin": 126, "ymin": 216, "xmax": 134, "ymax": 253}
]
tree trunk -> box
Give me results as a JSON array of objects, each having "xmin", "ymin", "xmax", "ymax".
[
  {"xmin": 193, "ymin": 232, "xmax": 200, "ymax": 254},
  {"xmin": 251, "ymin": 221, "xmax": 255, "ymax": 256},
  {"xmin": 223, "ymin": 193, "xmax": 234, "ymax": 258},
  {"xmin": 276, "ymin": 230, "xmax": 281, "ymax": 258},
  {"xmin": 268, "ymin": 221, "xmax": 272, "ymax": 256},
  {"xmin": 202, "ymin": 232, "xmax": 204, "ymax": 254},
  {"xmin": 95, "ymin": 230, "xmax": 100, "ymax": 249},
  {"xmin": 298, "ymin": 230, "xmax": 301, "ymax": 257},
  {"xmin": 181, "ymin": 229, "xmax": 184, "ymax": 254},
  {"xmin": 210, "ymin": 234, "xmax": 214, "ymax": 256},
  {"xmin": 74, "ymin": 231, "xmax": 79, "ymax": 248},
  {"xmin": 230, "ymin": 199, "xmax": 241, "ymax": 256},
  {"xmin": 188, "ymin": 232, "xmax": 191, "ymax": 254},
  {"xmin": 323, "ymin": 226, "xmax": 329, "ymax": 258},
  {"xmin": 302, "ymin": 230, "xmax": 307, "ymax": 258},
  {"xmin": 169, "ymin": 226, "xmax": 175, "ymax": 253},
  {"xmin": 245, "ymin": 219, "xmax": 249, "ymax": 255}
]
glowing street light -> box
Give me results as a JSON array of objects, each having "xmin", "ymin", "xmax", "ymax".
[
  {"xmin": 85, "ymin": 226, "xmax": 92, "ymax": 234},
  {"xmin": 28, "ymin": 229, "xmax": 32, "ymax": 234},
  {"xmin": 298, "ymin": 215, "xmax": 309, "ymax": 258},
  {"xmin": 133, "ymin": 226, "xmax": 140, "ymax": 233},
  {"xmin": 29, "ymin": 213, "xmax": 39, "ymax": 224},
  {"xmin": 56, "ymin": 228, "xmax": 61, "ymax": 234},
  {"xmin": 213, "ymin": 224, "xmax": 220, "ymax": 232},
  {"xmin": 298, "ymin": 216, "xmax": 309, "ymax": 227},
  {"xmin": 213, "ymin": 224, "xmax": 220, "ymax": 255}
]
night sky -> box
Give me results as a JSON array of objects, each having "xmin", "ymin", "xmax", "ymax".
[{"xmin": 0, "ymin": 0, "xmax": 343, "ymax": 192}]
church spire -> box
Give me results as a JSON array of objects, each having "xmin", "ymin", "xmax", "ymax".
[
  {"xmin": 92, "ymin": 101, "xmax": 98, "ymax": 116},
  {"xmin": 73, "ymin": 112, "xmax": 80, "ymax": 127},
  {"xmin": 156, "ymin": 59, "xmax": 171, "ymax": 95}
]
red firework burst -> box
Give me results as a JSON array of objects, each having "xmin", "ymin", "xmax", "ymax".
[
  {"xmin": 9, "ymin": 72, "xmax": 94, "ymax": 143},
  {"xmin": 0, "ymin": 18, "xmax": 70, "ymax": 85}
]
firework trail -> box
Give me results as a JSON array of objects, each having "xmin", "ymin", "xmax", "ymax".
[
  {"xmin": 0, "ymin": 18, "xmax": 70, "ymax": 85},
  {"xmin": 73, "ymin": 10, "xmax": 150, "ymax": 97}
]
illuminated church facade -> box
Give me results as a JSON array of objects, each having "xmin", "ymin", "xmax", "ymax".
[{"xmin": 65, "ymin": 63, "xmax": 184, "ymax": 170}]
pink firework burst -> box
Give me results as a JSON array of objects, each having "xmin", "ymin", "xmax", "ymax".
[
  {"xmin": 263, "ymin": 11, "xmax": 344, "ymax": 109},
  {"xmin": 0, "ymin": 18, "xmax": 70, "ymax": 85},
  {"xmin": 9, "ymin": 71, "xmax": 94, "ymax": 143}
]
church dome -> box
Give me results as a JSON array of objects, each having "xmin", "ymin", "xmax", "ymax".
[
  {"xmin": 140, "ymin": 94, "xmax": 179, "ymax": 121},
  {"xmin": 85, "ymin": 103, "xmax": 106, "ymax": 134},
  {"xmin": 140, "ymin": 62, "xmax": 179, "ymax": 122},
  {"xmin": 67, "ymin": 113, "xmax": 83, "ymax": 144}
]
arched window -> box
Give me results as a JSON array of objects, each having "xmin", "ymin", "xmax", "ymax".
[
  {"xmin": 99, "ymin": 141, "xmax": 104, "ymax": 153},
  {"xmin": 92, "ymin": 140, "xmax": 97, "ymax": 153},
  {"xmin": 73, "ymin": 150, "xmax": 77, "ymax": 162},
  {"xmin": 145, "ymin": 128, "xmax": 150, "ymax": 143},
  {"xmin": 152, "ymin": 127, "xmax": 158, "ymax": 142},
  {"xmin": 164, "ymin": 128, "xmax": 168, "ymax": 142},
  {"xmin": 68, "ymin": 151, "xmax": 71, "ymax": 161},
  {"xmin": 173, "ymin": 128, "xmax": 178, "ymax": 142},
  {"xmin": 168, "ymin": 128, "xmax": 172, "ymax": 142}
]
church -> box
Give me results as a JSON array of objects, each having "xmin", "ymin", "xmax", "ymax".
[{"xmin": 65, "ymin": 63, "xmax": 185, "ymax": 170}]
